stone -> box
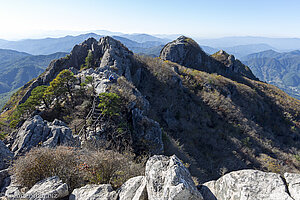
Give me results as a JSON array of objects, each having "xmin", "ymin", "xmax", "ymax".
[
  {"xmin": 132, "ymin": 108, "xmax": 163, "ymax": 155},
  {"xmin": 11, "ymin": 115, "xmax": 78, "ymax": 155},
  {"xmin": 0, "ymin": 141, "xmax": 13, "ymax": 170},
  {"xmin": 69, "ymin": 184, "xmax": 118, "ymax": 200},
  {"xmin": 284, "ymin": 172, "xmax": 300, "ymax": 200},
  {"xmin": 201, "ymin": 169, "xmax": 293, "ymax": 200},
  {"xmin": 24, "ymin": 176, "xmax": 69, "ymax": 200},
  {"xmin": 118, "ymin": 176, "xmax": 147, "ymax": 200},
  {"xmin": 145, "ymin": 155, "xmax": 203, "ymax": 200}
]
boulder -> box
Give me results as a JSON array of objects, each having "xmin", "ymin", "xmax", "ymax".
[
  {"xmin": 11, "ymin": 115, "xmax": 78, "ymax": 155},
  {"xmin": 69, "ymin": 184, "xmax": 118, "ymax": 200},
  {"xmin": 132, "ymin": 108, "xmax": 163, "ymax": 155},
  {"xmin": 200, "ymin": 169, "xmax": 293, "ymax": 200},
  {"xmin": 118, "ymin": 176, "xmax": 147, "ymax": 200},
  {"xmin": 160, "ymin": 36, "xmax": 212, "ymax": 73},
  {"xmin": 284, "ymin": 172, "xmax": 300, "ymax": 200},
  {"xmin": 0, "ymin": 141, "xmax": 13, "ymax": 170},
  {"xmin": 23, "ymin": 176, "xmax": 68, "ymax": 200},
  {"xmin": 145, "ymin": 155, "xmax": 203, "ymax": 200}
]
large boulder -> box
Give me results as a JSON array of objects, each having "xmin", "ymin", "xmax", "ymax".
[
  {"xmin": 200, "ymin": 169, "xmax": 293, "ymax": 200},
  {"xmin": 118, "ymin": 176, "xmax": 147, "ymax": 200},
  {"xmin": 0, "ymin": 140, "xmax": 13, "ymax": 170},
  {"xmin": 11, "ymin": 115, "xmax": 78, "ymax": 155},
  {"xmin": 145, "ymin": 155, "xmax": 203, "ymax": 200},
  {"xmin": 160, "ymin": 36, "xmax": 257, "ymax": 80},
  {"xmin": 69, "ymin": 184, "xmax": 118, "ymax": 200},
  {"xmin": 24, "ymin": 176, "xmax": 69, "ymax": 200},
  {"xmin": 132, "ymin": 108, "xmax": 163, "ymax": 155},
  {"xmin": 284, "ymin": 172, "xmax": 300, "ymax": 200}
]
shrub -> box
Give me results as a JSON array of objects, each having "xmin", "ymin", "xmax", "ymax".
[{"xmin": 12, "ymin": 146, "xmax": 143, "ymax": 191}]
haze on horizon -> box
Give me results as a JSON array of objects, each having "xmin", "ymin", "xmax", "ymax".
[{"xmin": 0, "ymin": 0, "xmax": 300, "ymax": 40}]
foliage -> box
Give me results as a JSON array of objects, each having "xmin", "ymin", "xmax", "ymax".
[
  {"xmin": 98, "ymin": 93, "xmax": 121, "ymax": 117},
  {"xmin": 84, "ymin": 50, "xmax": 93, "ymax": 69},
  {"xmin": 12, "ymin": 147, "xmax": 143, "ymax": 191},
  {"xmin": 44, "ymin": 69, "xmax": 76, "ymax": 102}
]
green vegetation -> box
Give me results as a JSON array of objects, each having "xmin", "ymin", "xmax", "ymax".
[
  {"xmin": 98, "ymin": 93, "xmax": 121, "ymax": 117},
  {"xmin": 9, "ymin": 70, "xmax": 76, "ymax": 127}
]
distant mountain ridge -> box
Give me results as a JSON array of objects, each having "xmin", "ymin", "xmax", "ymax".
[
  {"xmin": 0, "ymin": 33, "xmax": 169, "ymax": 56},
  {"xmin": 0, "ymin": 50, "xmax": 67, "ymax": 108},
  {"xmin": 242, "ymin": 50, "xmax": 300, "ymax": 99}
]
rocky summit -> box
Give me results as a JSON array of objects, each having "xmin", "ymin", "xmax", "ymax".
[{"xmin": 0, "ymin": 36, "xmax": 299, "ymax": 199}]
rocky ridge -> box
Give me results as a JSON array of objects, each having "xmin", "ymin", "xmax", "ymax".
[{"xmin": 0, "ymin": 35, "xmax": 299, "ymax": 199}]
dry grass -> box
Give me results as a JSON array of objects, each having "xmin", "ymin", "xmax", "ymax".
[{"xmin": 12, "ymin": 146, "xmax": 144, "ymax": 191}]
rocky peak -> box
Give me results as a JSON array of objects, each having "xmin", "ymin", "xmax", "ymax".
[
  {"xmin": 160, "ymin": 36, "xmax": 258, "ymax": 80},
  {"xmin": 160, "ymin": 36, "xmax": 206, "ymax": 70},
  {"xmin": 212, "ymin": 50, "xmax": 258, "ymax": 80}
]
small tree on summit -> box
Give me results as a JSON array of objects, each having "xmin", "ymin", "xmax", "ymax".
[
  {"xmin": 44, "ymin": 69, "xmax": 77, "ymax": 104},
  {"xmin": 85, "ymin": 50, "xmax": 93, "ymax": 69}
]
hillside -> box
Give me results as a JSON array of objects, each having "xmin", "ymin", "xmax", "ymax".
[
  {"xmin": 0, "ymin": 36, "xmax": 299, "ymax": 188},
  {"xmin": 242, "ymin": 50, "xmax": 300, "ymax": 99},
  {"xmin": 0, "ymin": 50, "xmax": 67, "ymax": 108}
]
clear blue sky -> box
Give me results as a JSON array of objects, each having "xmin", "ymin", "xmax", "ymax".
[{"xmin": 0, "ymin": 0, "xmax": 300, "ymax": 40}]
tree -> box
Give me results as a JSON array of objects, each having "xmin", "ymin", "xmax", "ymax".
[
  {"xmin": 98, "ymin": 93, "xmax": 121, "ymax": 118},
  {"xmin": 84, "ymin": 50, "xmax": 93, "ymax": 69},
  {"xmin": 44, "ymin": 69, "xmax": 77, "ymax": 104}
]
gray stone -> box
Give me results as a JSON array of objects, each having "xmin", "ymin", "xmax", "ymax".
[
  {"xmin": 0, "ymin": 141, "xmax": 13, "ymax": 170},
  {"xmin": 0, "ymin": 169, "xmax": 9, "ymax": 192},
  {"xmin": 145, "ymin": 155, "xmax": 203, "ymax": 200},
  {"xmin": 132, "ymin": 108, "xmax": 163, "ymax": 155},
  {"xmin": 11, "ymin": 115, "xmax": 78, "ymax": 155},
  {"xmin": 24, "ymin": 176, "xmax": 69, "ymax": 200},
  {"xmin": 201, "ymin": 169, "xmax": 293, "ymax": 200},
  {"xmin": 284, "ymin": 172, "xmax": 300, "ymax": 200},
  {"xmin": 69, "ymin": 184, "xmax": 117, "ymax": 200},
  {"xmin": 118, "ymin": 176, "xmax": 147, "ymax": 200}
]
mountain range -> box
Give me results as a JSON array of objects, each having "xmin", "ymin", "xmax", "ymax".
[{"xmin": 242, "ymin": 50, "xmax": 300, "ymax": 99}]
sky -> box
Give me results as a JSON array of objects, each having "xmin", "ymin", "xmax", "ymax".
[{"xmin": 0, "ymin": 0, "xmax": 300, "ymax": 40}]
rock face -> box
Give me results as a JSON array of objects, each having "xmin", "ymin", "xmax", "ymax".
[
  {"xmin": 0, "ymin": 140, "xmax": 13, "ymax": 170},
  {"xmin": 160, "ymin": 36, "xmax": 257, "ymax": 80},
  {"xmin": 132, "ymin": 108, "xmax": 163, "ymax": 155},
  {"xmin": 211, "ymin": 50, "xmax": 257, "ymax": 80},
  {"xmin": 69, "ymin": 184, "xmax": 118, "ymax": 200},
  {"xmin": 11, "ymin": 115, "xmax": 78, "ymax": 155},
  {"xmin": 24, "ymin": 176, "xmax": 69, "ymax": 200},
  {"xmin": 200, "ymin": 169, "xmax": 294, "ymax": 200},
  {"xmin": 284, "ymin": 172, "xmax": 300, "ymax": 200},
  {"xmin": 118, "ymin": 176, "xmax": 147, "ymax": 200},
  {"xmin": 145, "ymin": 155, "xmax": 203, "ymax": 200},
  {"xmin": 19, "ymin": 36, "xmax": 135, "ymax": 105},
  {"xmin": 0, "ymin": 169, "xmax": 9, "ymax": 192},
  {"xmin": 160, "ymin": 36, "xmax": 224, "ymax": 74}
]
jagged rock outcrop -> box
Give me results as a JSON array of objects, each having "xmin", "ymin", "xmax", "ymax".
[
  {"xmin": 145, "ymin": 155, "xmax": 203, "ymax": 200},
  {"xmin": 0, "ymin": 141, "xmax": 13, "ymax": 170},
  {"xmin": 24, "ymin": 176, "xmax": 69, "ymax": 200},
  {"xmin": 132, "ymin": 108, "xmax": 163, "ymax": 155},
  {"xmin": 11, "ymin": 115, "xmax": 78, "ymax": 155},
  {"xmin": 160, "ymin": 36, "xmax": 257, "ymax": 80},
  {"xmin": 200, "ymin": 169, "xmax": 295, "ymax": 200},
  {"xmin": 211, "ymin": 50, "xmax": 257, "ymax": 80},
  {"xmin": 69, "ymin": 184, "xmax": 118, "ymax": 200},
  {"xmin": 19, "ymin": 36, "xmax": 135, "ymax": 105},
  {"xmin": 284, "ymin": 172, "xmax": 300, "ymax": 200},
  {"xmin": 118, "ymin": 176, "xmax": 147, "ymax": 200}
]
